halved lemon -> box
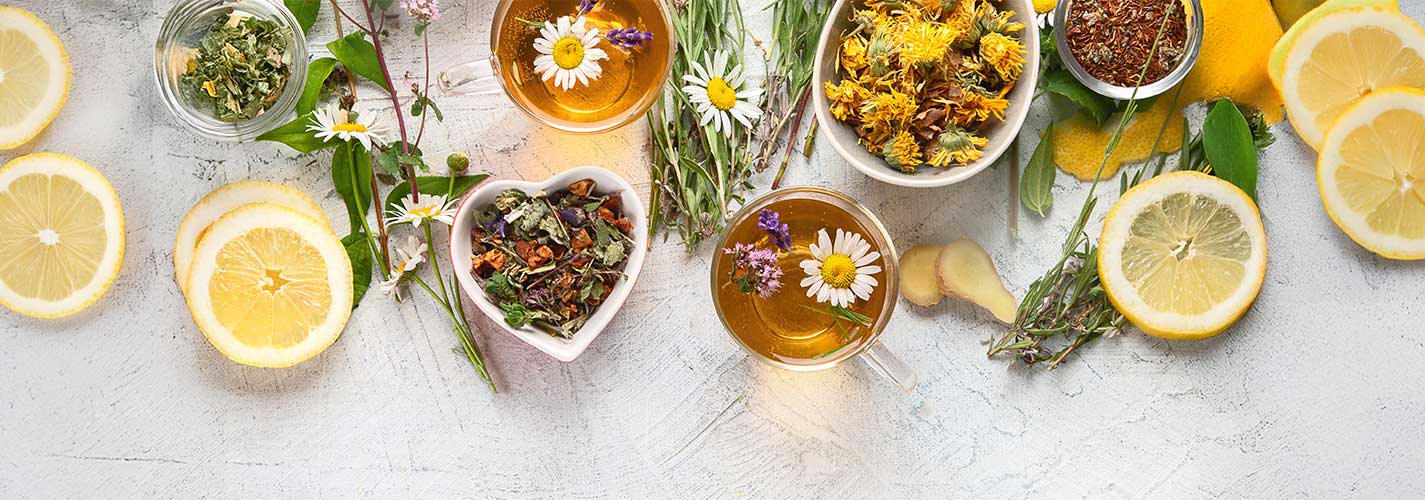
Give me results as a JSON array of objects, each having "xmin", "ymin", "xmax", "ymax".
[
  {"xmin": 185, "ymin": 204, "xmax": 351, "ymax": 367},
  {"xmin": 0, "ymin": 153, "xmax": 124, "ymax": 318},
  {"xmin": 0, "ymin": 7, "xmax": 70, "ymax": 149},
  {"xmin": 1098, "ymin": 171, "xmax": 1268, "ymax": 340},
  {"xmin": 1278, "ymin": 7, "xmax": 1425, "ymax": 150},
  {"xmin": 1317, "ymin": 87, "xmax": 1425, "ymax": 259},
  {"xmin": 1268, "ymin": 0, "xmax": 1398, "ymax": 89},
  {"xmin": 173, "ymin": 181, "xmax": 329, "ymax": 295}
]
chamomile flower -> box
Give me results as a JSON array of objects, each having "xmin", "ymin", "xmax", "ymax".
[
  {"xmin": 307, "ymin": 103, "xmax": 392, "ymax": 150},
  {"xmin": 799, "ymin": 228, "xmax": 882, "ymax": 307},
  {"xmin": 681, "ymin": 51, "xmax": 763, "ymax": 138},
  {"xmin": 386, "ymin": 192, "xmax": 458, "ymax": 227},
  {"xmin": 379, "ymin": 236, "xmax": 427, "ymax": 299},
  {"xmin": 532, "ymin": 16, "xmax": 609, "ymax": 90}
]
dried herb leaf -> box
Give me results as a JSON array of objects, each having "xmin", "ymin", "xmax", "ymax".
[
  {"xmin": 1020, "ymin": 123, "xmax": 1057, "ymax": 217},
  {"xmin": 1043, "ymin": 69, "xmax": 1114, "ymax": 125}
]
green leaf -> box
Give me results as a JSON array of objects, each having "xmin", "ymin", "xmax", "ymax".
[
  {"xmin": 342, "ymin": 232, "xmax": 372, "ymax": 307},
  {"xmin": 1020, "ymin": 124, "xmax": 1057, "ymax": 217},
  {"xmin": 372, "ymin": 0, "xmax": 395, "ymax": 11},
  {"xmin": 384, "ymin": 174, "xmax": 490, "ymax": 212},
  {"xmin": 327, "ymin": 33, "xmax": 391, "ymax": 92},
  {"xmin": 1202, "ymin": 100, "xmax": 1259, "ymax": 201},
  {"xmin": 284, "ymin": 0, "xmax": 321, "ymax": 34},
  {"xmin": 1043, "ymin": 69, "xmax": 1115, "ymax": 126},
  {"xmin": 484, "ymin": 271, "xmax": 517, "ymax": 301},
  {"xmin": 332, "ymin": 142, "xmax": 375, "ymax": 231},
  {"xmin": 256, "ymin": 112, "xmax": 333, "ymax": 153},
  {"xmin": 298, "ymin": 57, "xmax": 337, "ymax": 115}
]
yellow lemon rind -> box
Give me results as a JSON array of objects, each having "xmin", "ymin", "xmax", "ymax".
[
  {"xmin": 1316, "ymin": 86, "xmax": 1425, "ymax": 260},
  {"xmin": 184, "ymin": 203, "xmax": 351, "ymax": 368},
  {"xmin": 1097, "ymin": 171, "xmax": 1268, "ymax": 340},
  {"xmin": 0, "ymin": 7, "xmax": 72, "ymax": 150},
  {"xmin": 1268, "ymin": 0, "xmax": 1397, "ymax": 91},
  {"xmin": 173, "ymin": 180, "xmax": 330, "ymax": 295},
  {"xmin": 0, "ymin": 153, "xmax": 125, "ymax": 318}
]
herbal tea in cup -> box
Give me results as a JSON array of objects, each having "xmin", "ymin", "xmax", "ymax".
[
  {"xmin": 437, "ymin": 0, "xmax": 674, "ymax": 134},
  {"xmin": 711, "ymin": 188, "xmax": 916, "ymax": 390}
]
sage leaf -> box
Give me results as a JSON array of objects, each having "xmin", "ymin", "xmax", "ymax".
[
  {"xmin": 256, "ymin": 112, "xmax": 333, "ymax": 153},
  {"xmin": 327, "ymin": 33, "xmax": 391, "ymax": 92},
  {"xmin": 298, "ymin": 57, "xmax": 336, "ymax": 115},
  {"xmin": 1202, "ymin": 100, "xmax": 1259, "ymax": 200},
  {"xmin": 384, "ymin": 174, "xmax": 491, "ymax": 213},
  {"xmin": 1020, "ymin": 123, "xmax": 1057, "ymax": 217},
  {"xmin": 332, "ymin": 142, "xmax": 374, "ymax": 231},
  {"xmin": 1043, "ymin": 69, "xmax": 1115, "ymax": 126},
  {"xmin": 284, "ymin": 0, "xmax": 321, "ymax": 34},
  {"xmin": 342, "ymin": 232, "xmax": 372, "ymax": 307}
]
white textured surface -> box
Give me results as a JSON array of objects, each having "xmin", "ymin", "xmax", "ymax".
[{"xmin": 3, "ymin": 1, "xmax": 1425, "ymax": 498}]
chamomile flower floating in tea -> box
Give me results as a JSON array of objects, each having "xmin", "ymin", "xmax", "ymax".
[
  {"xmin": 379, "ymin": 235, "xmax": 428, "ymax": 299},
  {"xmin": 385, "ymin": 192, "xmax": 458, "ymax": 227},
  {"xmin": 307, "ymin": 104, "xmax": 392, "ymax": 150},
  {"xmin": 533, "ymin": 16, "xmax": 610, "ymax": 90},
  {"xmin": 681, "ymin": 51, "xmax": 764, "ymax": 138},
  {"xmin": 800, "ymin": 228, "xmax": 882, "ymax": 308}
]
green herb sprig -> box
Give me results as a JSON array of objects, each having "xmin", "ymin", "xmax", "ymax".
[{"xmin": 755, "ymin": 0, "xmax": 832, "ymax": 188}]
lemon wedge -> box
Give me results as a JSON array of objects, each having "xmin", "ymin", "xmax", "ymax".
[
  {"xmin": 1317, "ymin": 87, "xmax": 1425, "ymax": 259},
  {"xmin": 1268, "ymin": 0, "xmax": 1398, "ymax": 89},
  {"xmin": 185, "ymin": 204, "xmax": 351, "ymax": 367},
  {"xmin": 0, "ymin": 153, "xmax": 124, "ymax": 318},
  {"xmin": 0, "ymin": 7, "xmax": 70, "ymax": 149},
  {"xmin": 1098, "ymin": 171, "xmax": 1268, "ymax": 340},
  {"xmin": 173, "ymin": 181, "xmax": 329, "ymax": 295},
  {"xmin": 1279, "ymin": 7, "xmax": 1425, "ymax": 150}
]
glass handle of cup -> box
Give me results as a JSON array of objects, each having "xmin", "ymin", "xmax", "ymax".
[
  {"xmin": 438, "ymin": 57, "xmax": 503, "ymax": 96},
  {"xmin": 859, "ymin": 342, "xmax": 917, "ymax": 391}
]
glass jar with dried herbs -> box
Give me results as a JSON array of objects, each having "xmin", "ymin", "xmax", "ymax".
[{"xmin": 178, "ymin": 11, "xmax": 293, "ymax": 122}]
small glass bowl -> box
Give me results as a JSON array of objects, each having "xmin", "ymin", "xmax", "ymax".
[
  {"xmin": 153, "ymin": 0, "xmax": 308, "ymax": 142},
  {"xmin": 1053, "ymin": 0, "xmax": 1204, "ymax": 100}
]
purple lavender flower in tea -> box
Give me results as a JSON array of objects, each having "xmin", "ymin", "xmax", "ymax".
[
  {"xmin": 482, "ymin": 217, "xmax": 508, "ymax": 238},
  {"xmin": 725, "ymin": 243, "xmax": 783, "ymax": 298},
  {"xmin": 757, "ymin": 210, "xmax": 792, "ymax": 251},
  {"xmin": 605, "ymin": 27, "xmax": 654, "ymax": 49},
  {"xmin": 578, "ymin": 0, "xmax": 597, "ymax": 15}
]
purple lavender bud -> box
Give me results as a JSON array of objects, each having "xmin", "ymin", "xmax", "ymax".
[
  {"xmin": 483, "ymin": 217, "xmax": 508, "ymax": 238},
  {"xmin": 605, "ymin": 27, "xmax": 654, "ymax": 49},
  {"xmin": 757, "ymin": 210, "xmax": 792, "ymax": 251},
  {"xmin": 558, "ymin": 208, "xmax": 587, "ymax": 227},
  {"xmin": 578, "ymin": 0, "xmax": 597, "ymax": 15}
]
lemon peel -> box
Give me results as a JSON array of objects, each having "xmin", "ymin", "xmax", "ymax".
[
  {"xmin": 1053, "ymin": 0, "xmax": 1284, "ymax": 179},
  {"xmin": 1268, "ymin": 0, "xmax": 1398, "ymax": 90}
]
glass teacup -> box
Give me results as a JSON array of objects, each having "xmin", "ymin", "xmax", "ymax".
[
  {"xmin": 437, "ymin": 0, "xmax": 675, "ymax": 134},
  {"xmin": 711, "ymin": 187, "xmax": 917, "ymax": 390}
]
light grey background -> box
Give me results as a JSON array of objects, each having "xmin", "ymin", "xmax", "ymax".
[{"xmin": 3, "ymin": 1, "xmax": 1424, "ymax": 498}]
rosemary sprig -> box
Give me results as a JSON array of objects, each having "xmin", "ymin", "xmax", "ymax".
[
  {"xmin": 647, "ymin": 0, "xmax": 757, "ymax": 250},
  {"xmin": 988, "ymin": 5, "xmax": 1177, "ymax": 368}
]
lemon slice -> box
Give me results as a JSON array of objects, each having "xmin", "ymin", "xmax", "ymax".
[
  {"xmin": 1279, "ymin": 7, "xmax": 1425, "ymax": 150},
  {"xmin": 173, "ymin": 181, "xmax": 329, "ymax": 294},
  {"xmin": 1268, "ymin": 0, "xmax": 1397, "ymax": 89},
  {"xmin": 185, "ymin": 204, "xmax": 351, "ymax": 367},
  {"xmin": 0, "ymin": 153, "xmax": 124, "ymax": 318},
  {"xmin": 1317, "ymin": 87, "xmax": 1425, "ymax": 259},
  {"xmin": 1098, "ymin": 171, "xmax": 1268, "ymax": 340},
  {"xmin": 0, "ymin": 7, "xmax": 70, "ymax": 149}
]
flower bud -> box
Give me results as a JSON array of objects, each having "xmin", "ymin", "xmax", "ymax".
[{"xmin": 447, "ymin": 151, "xmax": 470, "ymax": 173}]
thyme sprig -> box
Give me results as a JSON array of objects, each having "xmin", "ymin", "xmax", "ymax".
[{"xmin": 753, "ymin": 0, "xmax": 832, "ymax": 187}]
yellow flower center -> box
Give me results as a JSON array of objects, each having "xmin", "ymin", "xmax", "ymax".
[
  {"xmin": 820, "ymin": 254, "xmax": 858, "ymax": 289},
  {"xmin": 333, "ymin": 123, "xmax": 368, "ymax": 133},
  {"xmin": 706, "ymin": 77, "xmax": 738, "ymax": 111},
  {"xmin": 553, "ymin": 37, "xmax": 585, "ymax": 70},
  {"xmin": 410, "ymin": 206, "xmax": 436, "ymax": 217}
]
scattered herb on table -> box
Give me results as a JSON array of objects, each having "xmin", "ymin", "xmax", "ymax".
[
  {"xmin": 1065, "ymin": 0, "xmax": 1188, "ymax": 87},
  {"xmin": 755, "ymin": 0, "xmax": 833, "ymax": 188},
  {"xmin": 470, "ymin": 179, "xmax": 635, "ymax": 339},
  {"xmin": 180, "ymin": 11, "xmax": 292, "ymax": 122}
]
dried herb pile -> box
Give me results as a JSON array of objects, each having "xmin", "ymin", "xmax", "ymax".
[
  {"xmin": 1065, "ymin": 0, "xmax": 1187, "ymax": 87},
  {"xmin": 180, "ymin": 12, "xmax": 291, "ymax": 122},
  {"xmin": 823, "ymin": 0, "xmax": 1026, "ymax": 173},
  {"xmin": 471, "ymin": 179, "xmax": 634, "ymax": 339}
]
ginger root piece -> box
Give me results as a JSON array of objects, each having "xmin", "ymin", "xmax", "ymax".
[
  {"xmin": 936, "ymin": 239, "xmax": 1017, "ymax": 323},
  {"xmin": 898, "ymin": 244, "xmax": 945, "ymax": 306}
]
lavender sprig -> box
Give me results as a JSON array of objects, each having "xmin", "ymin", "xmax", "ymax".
[
  {"xmin": 725, "ymin": 243, "xmax": 783, "ymax": 298},
  {"xmin": 757, "ymin": 210, "xmax": 792, "ymax": 251},
  {"xmin": 578, "ymin": 0, "xmax": 597, "ymax": 15},
  {"xmin": 605, "ymin": 27, "xmax": 654, "ymax": 49}
]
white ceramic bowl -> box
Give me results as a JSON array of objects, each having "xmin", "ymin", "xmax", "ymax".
[
  {"xmin": 811, "ymin": 0, "xmax": 1040, "ymax": 188},
  {"xmin": 449, "ymin": 166, "xmax": 648, "ymax": 362}
]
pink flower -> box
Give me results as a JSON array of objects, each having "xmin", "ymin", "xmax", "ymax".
[{"xmin": 402, "ymin": 0, "xmax": 441, "ymax": 24}]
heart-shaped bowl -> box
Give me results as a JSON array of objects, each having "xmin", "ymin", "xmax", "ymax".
[{"xmin": 449, "ymin": 166, "xmax": 648, "ymax": 362}]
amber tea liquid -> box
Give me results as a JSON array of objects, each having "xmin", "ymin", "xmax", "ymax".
[
  {"xmin": 494, "ymin": 0, "xmax": 672, "ymax": 128},
  {"xmin": 714, "ymin": 198, "xmax": 892, "ymax": 366}
]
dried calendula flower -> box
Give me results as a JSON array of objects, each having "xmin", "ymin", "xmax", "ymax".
[{"xmin": 823, "ymin": 0, "xmax": 1025, "ymax": 173}]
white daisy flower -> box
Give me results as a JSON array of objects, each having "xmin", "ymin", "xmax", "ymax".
[
  {"xmin": 307, "ymin": 103, "xmax": 392, "ymax": 151},
  {"xmin": 681, "ymin": 51, "xmax": 763, "ymax": 138},
  {"xmin": 379, "ymin": 235, "xmax": 427, "ymax": 299},
  {"xmin": 385, "ymin": 192, "xmax": 458, "ymax": 227},
  {"xmin": 532, "ymin": 16, "xmax": 609, "ymax": 90},
  {"xmin": 799, "ymin": 228, "xmax": 883, "ymax": 307}
]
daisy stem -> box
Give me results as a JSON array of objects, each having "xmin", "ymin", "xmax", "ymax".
[
  {"xmin": 410, "ymin": 274, "xmax": 495, "ymax": 392},
  {"xmin": 423, "ymin": 223, "xmax": 452, "ymax": 307},
  {"xmin": 330, "ymin": 0, "xmax": 390, "ymax": 273},
  {"xmin": 361, "ymin": 0, "xmax": 421, "ymax": 200}
]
